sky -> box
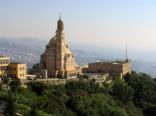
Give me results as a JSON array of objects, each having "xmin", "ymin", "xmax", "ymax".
[{"xmin": 1, "ymin": 0, "xmax": 156, "ymax": 51}]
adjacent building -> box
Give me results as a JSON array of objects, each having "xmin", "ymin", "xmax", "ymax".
[
  {"xmin": 0, "ymin": 56, "xmax": 27, "ymax": 80},
  {"xmin": 0, "ymin": 56, "xmax": 10, "ymax": 77},
  {"xmin": 83, "ymin": 59, "xmax": 131, "ymax": 79},
  {"xmin": 8, "ymin": 63, "xmax": 27, "ymax": 80},
  {"xmin": 40, "ymin": 17, "xmax": 80, "ymax": 78}
]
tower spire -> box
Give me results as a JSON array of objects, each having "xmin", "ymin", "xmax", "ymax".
[{"xmin": 57, "ymin": 13, "xmax": 64, "ymax": 32}]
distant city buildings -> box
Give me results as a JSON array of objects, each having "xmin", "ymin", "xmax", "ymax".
[{"xmin": 0, "ymin": 56, "xmax": 27, "ymax": 80}]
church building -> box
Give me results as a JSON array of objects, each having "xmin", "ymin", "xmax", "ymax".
[{"xmin": 40, "ymin": 17, "xmax": 80, "ymax": 78}]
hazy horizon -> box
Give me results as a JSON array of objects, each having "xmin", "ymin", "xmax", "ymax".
[
  {"xmin": 1, "ymin": 36, "xmax": 156, "ymax": 63},
  {"xmin": 1, "ymin": 0, "xmax": 156, "ymax": 51}
]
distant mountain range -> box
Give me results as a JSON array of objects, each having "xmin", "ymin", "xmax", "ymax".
[{"xmin": 0, "ymin": 37, "xmax": 156, "ymax": 77}]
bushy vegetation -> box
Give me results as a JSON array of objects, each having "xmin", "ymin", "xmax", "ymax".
[{"xmin": 0, "ymin": 72, "xmax": 156, "ymax": 116}]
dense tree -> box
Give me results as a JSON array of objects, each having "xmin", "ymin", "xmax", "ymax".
[
  {"xmin": 124, "ymin": 72, "xmax": 156, "ymax": 116},
  {"xmin": 28, "ymin": 63, "xmax": 42, "ymax": 75},
  {"xmin": 143, "ymin": 106, "xmax": 156, "ymax": 116},
  {"xmin": 112, "ymin": 79, "xmax": 134, "ymax": 104},
  {"xmin": 1, "ymin": 76, "xmax": 9, "ymax": 84},
  {"xmin": 28, "ymin": 82, "xmax": 47, "ymax": 96},
  {"xmin": 9, "ymin": 77, "xmax": 21, "ymax": 93},
  {"xmin": 0, "ymin": 92, "xmax": 16, "ymax": 116},
  {"xmin": 0, "ymin": 71, "xmax": 155, "ymax": 115}
]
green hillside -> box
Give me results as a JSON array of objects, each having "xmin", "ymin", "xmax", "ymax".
[{"xmin": 0, "ymin": 71, "xmax": 156, "ymax": 116}]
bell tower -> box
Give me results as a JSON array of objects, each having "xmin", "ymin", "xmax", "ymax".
[
  {"xmin": 55, "ymin": 17, "xmax": 65, "ymax": 76},
  {"xmin": 57, "ymin": 17, "xmax": 64, "ymax": 32}
]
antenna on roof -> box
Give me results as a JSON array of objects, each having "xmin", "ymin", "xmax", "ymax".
[
  {"xmin": 59, "ymin": 12, "xmax": 62, "ymax": 20},
  {"xmin": 125, "ymin": 45, "xmax": 128, "ymax": 62}
]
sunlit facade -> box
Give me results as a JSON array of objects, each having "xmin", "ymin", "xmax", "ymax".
[{"xmin": 0, "ymin": 56, "xmax": 27, "ymax": 80}]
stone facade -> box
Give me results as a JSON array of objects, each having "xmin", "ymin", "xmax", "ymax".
[
  {"xmin": 40, "ymin": 18, "xmax": 80, "ymax": 78},
  {"xmin": 8, "ymin": 63, "xmax": 27, "ymax": 80},
  {"xmin": 0, "ymin": 56, "xmax": 27, "ymax": 80},
  {"xmin": 83, "ymin": 60, "xmax": 131, "ymax": 79},
  {"xmin": 0, "ymin": 56, "xmax": 10, "ymax": 77}
]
